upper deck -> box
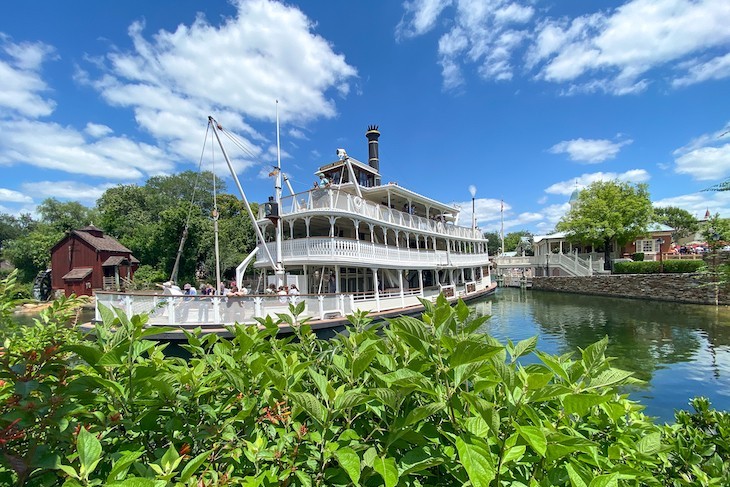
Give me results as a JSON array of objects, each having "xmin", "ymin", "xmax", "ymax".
[{"xmin": 259, "ymin": 186, "xmax": 483, "ymax": 241}]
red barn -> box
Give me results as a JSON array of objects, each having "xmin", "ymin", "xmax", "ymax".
[{"xmin": 50, "ymin": 225, "xmax": 139, "ymax": 296}]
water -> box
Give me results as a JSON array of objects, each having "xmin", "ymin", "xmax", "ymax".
[{"xmin": 470, "ymin": 288, "xmax": 730, "ymax": 423}]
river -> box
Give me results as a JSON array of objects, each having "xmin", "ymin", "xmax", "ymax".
[{"xmin": 470, "ymin": 288, "xmax": 730, "ymax": 422}]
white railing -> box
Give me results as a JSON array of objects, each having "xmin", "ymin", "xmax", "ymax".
[
  {"xmin": 494, "ymin": 253, "xmax": 602, "ymax": 277},
  {"xmin": 255, "ymin": 238, "xmax": 491, "ymax": 268},
  {"xmin": 268, "ymin": 188, "xmax": 483, "ymax": 241}
]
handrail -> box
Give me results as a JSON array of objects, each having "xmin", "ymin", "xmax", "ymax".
[{"xmin": 271, "ymin": 188, "xmax": 484, "ymax": 241}]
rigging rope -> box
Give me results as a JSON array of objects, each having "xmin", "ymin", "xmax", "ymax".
[{"xmin": 170, "ymin": 121, "xmax": 212, "ymax": 284}]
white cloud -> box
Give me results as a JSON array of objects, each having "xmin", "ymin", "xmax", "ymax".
[
  {"xmin": 397, "ymin": 0, "xmax": 454, "ymax": 39},
  {"xmin": 545, "ymin": 169, "xmax": 651, "ymax": 195},
  {"xmin": 21, "ymin": 181, "xmax": 116, "ymax": 202},
  {"xmin": 0, "ymin": 37, "xmax": 57, "ymax": 117},
  {"xmin": 402, "ymin": 0, "xmax": 730, "ymax": 94},
  {"xmin": 79, "ymin": 0, "xmax": 357, "ymax": 164},
  {"xmin": 451, "ymin": 197, "xmax": 507, "ymax": 227},
  {"xmin": 673, "ymin": 124, "xmax": 730, "ymax": 181},
  {"xmin": 0, "ymin": 119, "xmax": 172, "ymax": 180},
  {"xmin": 0, "ymin": 188, "xmax": 33, "ymax": 203},
  {"xmin": 85, "ymin": 122, "xmax": 113, "ymax": 138},
  {"xmin": 673, "ymin": 53, "xmax": 730, "ymax": 87},
  {"xmin": 654, "ymin": 191, "xmax": 730, "ymax": 220},
  {"xmin": 549, "ymin": 137, "xmax": 632, "ymax": 163}
]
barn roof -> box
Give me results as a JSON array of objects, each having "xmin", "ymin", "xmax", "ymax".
[
  {"xmin": 61, "ymin": 267, "xmax": 93, "ymax": 280},
  {"xmin": 72, "ymin": 227, "xmax": 133, "ymax": 253},
  {"xmin": 102, "ymin": 255, "xmax": 140, "ymax": 266}
]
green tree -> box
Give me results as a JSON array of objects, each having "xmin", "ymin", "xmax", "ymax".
[
  {"xmin": 504, "ymin": 230, "xmax": 533, "ymax": 254},
  {"xmin": 36, "ymin": 198, "xmax": 97, "ymax": 232},
  {"xmin": 557, "ymin": 180, "xmax": 653, "ymax": 270},
  {"xmin": 654, "ymin": 206, "xmax": 699, "ymax": 241},
  {"xmin": 3, "ymin": 225, "xmax": 63, "ymax": 282},
  {"xmin": 482, "ymin": 231, "xmax": 501, "ymax": 255},
  {"xmin": 0, "ymin": 213, "xmax": 34, "ymax": 250}
]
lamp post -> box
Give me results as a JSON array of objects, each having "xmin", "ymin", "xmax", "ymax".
[{"xmin": 656, "ymin": 238, "xmax": 664, "ymax": 273}]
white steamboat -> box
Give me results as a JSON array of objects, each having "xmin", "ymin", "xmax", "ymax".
[{"xmin": 94, "ymin": 121, "xmax": 495, "ymax": 336}]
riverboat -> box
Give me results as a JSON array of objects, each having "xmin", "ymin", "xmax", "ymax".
[{"xmin": 93, "ymin": 119, "xmax": 495, "ymax": 337}]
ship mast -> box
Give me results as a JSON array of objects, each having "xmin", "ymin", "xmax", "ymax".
[
  {"xmin": 274, "ymin": 100, "xmax": 285, "ymax": 287},
  {"xmin": 208, "ymin": 116, "xmax": 279, "ymax": 273}
]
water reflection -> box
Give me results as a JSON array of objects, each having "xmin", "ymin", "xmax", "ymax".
[{"xmin": 470, "ymin": 288, "xmax": 730, "ymax": 422}]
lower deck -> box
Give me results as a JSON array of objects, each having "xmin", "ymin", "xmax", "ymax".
[{"xmin": 92, "ymin": 278, "xmax": 496, "ymax": 338}]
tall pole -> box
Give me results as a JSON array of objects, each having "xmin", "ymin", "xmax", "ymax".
[
  {"xmin": 500, "ymin": 199, "xmax": 505, "ymax": 256},
  {"xmin": 212, "ymin": 164, "xmax": 221, "ymax": 294},
  {"xmin": 275, "ymin": 101, "xmax": 284, "ymax": 287},
  {"xmin": 208, "ymin": 116, "xmax": 278, "ymax": 271}
]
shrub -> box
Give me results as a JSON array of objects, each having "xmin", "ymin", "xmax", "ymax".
[
  {"xmin": 130, "ymin": 264, "xmax": 168, "ymax": 289},
  {"xmin": 662, "ymin": 259, "xmax": 706, "ymax": 273},
  {"xmin": 614, "ymin": 261, "xmax": 662, "ymax": 274},
  {"xmin": 614, "ymin": 260, "xmax": 705, "ymax": 274},
  {"xmin": 1, "ymin": 286, "xmax": 728, "ymax": 486},
  {"xmin": 632, "ymin": 252, "xmax": 645, "ymax": 261}
]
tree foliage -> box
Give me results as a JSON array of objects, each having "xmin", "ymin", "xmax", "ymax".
[
  {"xmin": 0, "ymin": 281, "xmax": 728, "ymax": 486},
  {"xmin": 653, "ymin": 206, "xmax": 699, "ymax": 241},
  {"xmin": 482, "ymin": 231, "xmax": 501, "ymax": 255},
  {"xmin": 503, "ymin": 230, "xmax": 533, "ymax": 254},
  {"xmin": 557, "ymin": 181, "xmax": 653, "ymax": 269}
]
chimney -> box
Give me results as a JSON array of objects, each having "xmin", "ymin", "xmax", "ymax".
[{"xmin": 366, "ymin": 125, "xmax": 380, "ymax": 172}]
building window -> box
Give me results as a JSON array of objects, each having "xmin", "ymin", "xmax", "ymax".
[{"xmin": 638, "ymin": 239, "xmax": 656, "ymax": 252}]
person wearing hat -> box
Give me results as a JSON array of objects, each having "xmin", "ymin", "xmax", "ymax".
[{"xmin": 178, "ymin": 283, "xmax": 196, "ymax": 322}]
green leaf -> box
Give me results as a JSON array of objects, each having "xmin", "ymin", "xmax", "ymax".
[
  {"xmin": 450, "ymin": 340, "xmax": 503, "ymax": 367},
  {"xmin": 456, "ymin": 436, "xmax": 495, "ymax": 487},
  {"xmin": 289, "ymin": 391, "xmax": 328, "ymax": 424},
  {"xmin": 63, "ymin": 345, "xmax": 103, "ymax": 367},
  {"xmin": 586, "ymin": 368, "xmax": 634, "ymax": 390},
  {"xmin": 502, "ymin": 445, "xmax": 526, "ymax": 465},
  {"xmin": 77, "ymin": 427, "xmax": 102, "ymax": 477},
  {"xmin": 106, "ymin": 450, "xmax": 144, "ymax": 482},
  {"xmin": 565, "ymin": 463, "xmax": 588, "ymax": 487},
  {"xmin": 535, "ymin": 351, "xmax": 571, "ymax": 382},
  {"xmin": 352, "ymin": 347, "xmax": 377, "ymax": 378},
  {"xmin": 334, "ymin": 390, "xmax": 370, "ymax": 411},
  {"xmin": 588, "ymin": 473, "xmax": 618, "ymax": 487},
  {"xmin": 636, "ymin": 432, "xmax": 661, "ymax": 456},
  {"xmin": 334, "ymin": 447, "xmax": 360, "ymax": 485},
  {"xmin": 399, "ymin": 446, "xmax": 443, "ymax": 476},
  {"xmin": 308, "ymin": 367, "xmax": 333, "ymax": 403},
  {"xmin": 404, "ymin": 402, "xmax": 445, "ymax": 426},
  {"xmin": 106, "ymin": 479, "xmax": 161, "ymax": 487},
  {"xmin": 511, "ymin": 336, "xmax": 538, "ymax": 362},
  {"xmin": 372, "ymin": 456, "xmax": 399, "ymax": 487},
  {"xmin": 581, "ymin": 336, "xmax": 608, "ymax": 372},
  {"xmin": 563, "ymin": 393, "xmax": 610, "ymax": 416},
  {"xmin": 389, "ymin": 316, "xmax": 430, "ymax": 354},
  {"xmin": 179, "ymin": 450, "xmax": 211, "ymax": 482},
  {"xmin": 514, "ymin": 424, "xmax": 547, "ymax": 457}
]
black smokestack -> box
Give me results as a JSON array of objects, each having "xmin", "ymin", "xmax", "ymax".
[{"xmin": 366, "ymin": 125, "xmax": 380, "ymax": 172}]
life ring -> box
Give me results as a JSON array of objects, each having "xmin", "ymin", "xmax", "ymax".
[{"xmin": 353, "ymin": 196, "xmax": 362, "ymax": 209}]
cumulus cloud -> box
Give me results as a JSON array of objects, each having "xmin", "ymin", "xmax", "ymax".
[
  {"xmin": 544, "ymin": 169, "xmax": 651, "ymax": 195},
  {"xmin": 80, "ymin": 0, "xmax": 357, "ymax": 163},
  {"xmin": 654, "ymin": 191, "xmax": 730, "ymax": 220},
  {"xmin": 22, "ymin": 181, "xmax": 116, "ymax": 202},
  {"xmin": 452, "ymin": 197, "xmax": 507, "ymax": 228},
  {"xmin": 549, "ymin": 137, "xmax": 632, "ymax": 163},
  {"xmin": 0, "ymin": 36, "xmax": 57, "ymax": 117},
  {"xmin": 0, "ymin": 188, "xmax": 33, "ymax": 203},
  {"xmin": 85, "ymin": 122, "xmax": 113, "ymax": 138},
  {"xmin": 0, "ymin": 119, "xmax": 172, "ymax": 180},
  {"xmin": 673, "ymin": 124, "xmax": 730, "ymax": 181},
  {"xmin": 400, "ymin": 0, "xmax": 730, "ymax": 94}
]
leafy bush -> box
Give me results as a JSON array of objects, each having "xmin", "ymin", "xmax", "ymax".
[
  {"xmin": 662, "ymin": 260, "xmax": 706, "ymax": 273},
  {"xmin": 130, "ymin": 264, "xmax": 169, "ymax": 289},
  {"xmin": 632, "ymin": 252, "xmax": 645, "ymax": 261},
  {"xmin": 614, "ymin": 260, "xmax": 705, "ymax": 274},
  {"xmin": 1, "ymin": 281, "xmax": 729, "ymax": 486},
  {"xmin": 614, "ymin": 261, "xmax": 662, "ymax": 274}
]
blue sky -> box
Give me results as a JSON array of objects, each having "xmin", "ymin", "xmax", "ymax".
[{"xmin": 1, "ymin": 0, "xmax": 730, "ymax": 235}]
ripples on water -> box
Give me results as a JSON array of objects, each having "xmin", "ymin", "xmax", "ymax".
[{"xmin": 469, "ymin": 288, "xmax": 730, "ymax": 422}]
